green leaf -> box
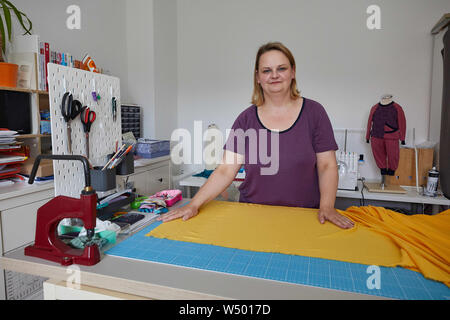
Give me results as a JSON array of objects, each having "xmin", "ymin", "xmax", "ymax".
[
  {"xmin": 1, "ymin": 0, "xmax": 12, "ymax": 40},
  {"xmin": 2, "ymin": 0, "xmax": 32, "ymax": 34},
  {"xmin": 0, "ymin": 12, "xmax": 6, "ymax": 53}
]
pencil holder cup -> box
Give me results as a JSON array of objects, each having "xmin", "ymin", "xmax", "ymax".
[
  {"xmin": 90, "ymin": 166, "xmax": 116, "ymax": 191},
  {"xmin": 116, "ymin": 152, "xmax": 134, "ymax": 175}
]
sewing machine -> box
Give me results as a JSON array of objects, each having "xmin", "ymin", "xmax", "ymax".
[
  {"xmin": 24, "ymin": 155, "xmax": 100, "ymax": 266},
  {"xmin": 337, "ymin": 151, "xmax": 359, "ymax": 191}
]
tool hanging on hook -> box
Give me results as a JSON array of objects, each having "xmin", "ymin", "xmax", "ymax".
[
  {"xmin": 91, "ymin": 78, "xmax": 100, "ymax": 104},
  {"xmin": 112, "ymin": 97, "xmax": 117, "ymax": 122},
  {"xmin": 61, "ymin": 92, "xmax": 83, "ymax": 154},
  {"xmin": 81, "ymin": 106, "xmax": 96, "ymax": 159}
]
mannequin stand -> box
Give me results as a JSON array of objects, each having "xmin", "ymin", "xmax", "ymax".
[{"xmin": 366, "ymin": 174, "xmax": 406, "ymax": 194}]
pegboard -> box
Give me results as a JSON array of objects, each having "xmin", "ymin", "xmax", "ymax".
[{"xmin": 47, "ymin": 64, "xmax": 121, "ymax": 198}]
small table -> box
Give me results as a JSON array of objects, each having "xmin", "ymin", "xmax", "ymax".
[{"xmin": 179, "ymin": 175, "xmax": 450, "ymax": 214}]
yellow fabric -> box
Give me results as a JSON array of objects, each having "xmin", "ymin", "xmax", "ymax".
[{"xmin": 146, "ymin": 201, "xmax": 450, "ymax": 286}]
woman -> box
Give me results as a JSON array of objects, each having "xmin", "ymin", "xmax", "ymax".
[{"xmin": 160, "ymin": 42, "xmax": 354, "ymax": 229}]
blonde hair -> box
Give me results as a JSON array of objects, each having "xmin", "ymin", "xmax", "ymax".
[{"xmin": 251, "ymin": 42, "xmax": 300, "ymax": 106}]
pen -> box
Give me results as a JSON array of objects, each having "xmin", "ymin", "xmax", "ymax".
[
  {"xmin": 102, "ymin": 144, "xmax": 126, "ymax": 170},
  {"xmin": 108, "ymin": 150, "xmax": 127, "ymax": 170},
  {"xmin": 110, "ymin": 145, "xmax": 133, "ymax": 169}
]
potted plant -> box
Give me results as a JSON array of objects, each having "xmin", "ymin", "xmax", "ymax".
[{"xmin": 0, "ymin": 0, "xmax": 32, "ymax": 87}]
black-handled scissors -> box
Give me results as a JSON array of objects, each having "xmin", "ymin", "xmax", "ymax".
[
  {"xmin": 81, "ymin": 106, "xmax": 96, "ymax": 159},
  {"xmin": 61, "ymin": 92, "xmax": 83, "ymax": 153}
]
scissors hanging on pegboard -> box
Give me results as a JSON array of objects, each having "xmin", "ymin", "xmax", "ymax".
[{"xmin": 61, "ymin": 92, "xmax": 83, "ymax": 154}]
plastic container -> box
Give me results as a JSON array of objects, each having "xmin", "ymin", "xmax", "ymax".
[
  {"xmin": 107, "ymin": 152, "xmax": 134, "ymax": 176},
  {"xmin": 135, "ymin": 139, "xmax": 170, "ymax": 159},
  {"xmin": 40, "ymin": 120, "xmax": 51, "ymax": 134},
  {"xmin": 116, "ymin": 152, "xmax": 134, "ymax": 175},
  {"xmin": 151, "ymin": 189, "xmax": 182, "ymax": 207},
  {"xmin": 58, "ymin": 225, "xmax": 117, "ymax": 244},
  {"xmin": 96, "ymin": 192, "xmax": 136, "ymax": 221},
  {"xmin": 90, "ymin": 166, "xmax": 116, "ymax": 191},
  {"xmin": 0, "ymin": 63, "xmax": 19, "ymax": 87}
]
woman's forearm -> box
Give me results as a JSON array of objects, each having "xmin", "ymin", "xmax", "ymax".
[
  {"xmin": 317, "ymin": 162, "xmax": 338, "ymax": 209},
  {"xmin": 189, "ymin": 164, "xmax": 237, "ymax": 210}
]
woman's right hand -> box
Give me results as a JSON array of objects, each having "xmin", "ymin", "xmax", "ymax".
[{"xmin": 157, "ymin": 204, "xmax": 199, "ymax": 223}]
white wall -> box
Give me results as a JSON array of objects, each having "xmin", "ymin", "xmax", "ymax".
[
  {"xmin": 6, "ymin": 0, "xmax": 449, "ymax": 180},
  {"xmin": 154, "ymin": 0, "xmax": 178, "ymax": 140},
  {"xmin": 176, "ymin": 0, "xmax": 450, "ymax": 179},
  {"xmin": 124, "ymin": 0, "xmax": 155, "ymax": 139},
  {"xmin": 6, "ymin": 0, "xmax": 176, "ymax": 142},
  {"xmin": 8, "ymin": 0, "xmax": 129, "ymax": 100}
]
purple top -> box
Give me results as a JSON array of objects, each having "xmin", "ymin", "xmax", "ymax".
[
  {"xmin": 371, "ymin": 102, "xmax": 399, "ymax": 138},
  {"xmin": 223, "ymin": 97, "xmax": 338, "ymax": 208}
]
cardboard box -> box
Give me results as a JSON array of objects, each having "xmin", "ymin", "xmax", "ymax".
[
  {"xmin": 20, "ymin": 158, "xmax": 53, "ymax": 177},
  {"xmin": 386, "ymin": 148, "xmax": 434, "ymax": 186}
]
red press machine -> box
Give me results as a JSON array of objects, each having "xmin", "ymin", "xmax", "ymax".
[{"xmin": 24, "ymin": 155, "xmax": 100, "ymax": 266}]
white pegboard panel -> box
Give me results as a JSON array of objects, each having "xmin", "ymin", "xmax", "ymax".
[{"xmin": 47, "ymin": 64, "xmax": 121, "ymax": 198}]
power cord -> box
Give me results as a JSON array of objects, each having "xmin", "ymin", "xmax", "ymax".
[{"xmin": 358, "ymin": 177, "xmax": 367, "ymax": 207}]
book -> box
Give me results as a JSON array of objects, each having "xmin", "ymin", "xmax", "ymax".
[
  {"xmin": 39, "ymin": 42, "xmax": 45, "ymax": 91},
  {"xmin": 44, "ymin": 43, "xmax": 50, "ymax": 91}
]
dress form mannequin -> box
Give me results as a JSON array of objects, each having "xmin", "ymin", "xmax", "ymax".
[
  {"xmin": 380, "ymin": 94, "xmax": 393, "ymax": 106},
  {"xmin": 379, "ymin": 94, "xmax": 393, "ymax": 189},
  {"xmin": 366, "ymin": 94, "xmax": 407, "ymax": 193}
]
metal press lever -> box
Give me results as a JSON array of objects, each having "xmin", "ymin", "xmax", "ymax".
[{"xmin": 29, "ymin": 154, "xmax": 92, "ymax": 192}]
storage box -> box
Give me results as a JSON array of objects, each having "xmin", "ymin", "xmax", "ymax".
[
  {"xmin": 20, "ymin": 158, "xmax": 53, "ymax": 177},
  {"xmin": 40, "ymin": 120, "xmax": 51, "ymax": 134},
  {"xmin": 135, "ymin": 139, "xmax": 170, "ymax": 159},
  {"xmin": 151, "ymin": 189, "xmax": 182, "ymax": 207},
  {"xmin": 386, "ymin": 148, "xmax": 434, "ymax": 186}
]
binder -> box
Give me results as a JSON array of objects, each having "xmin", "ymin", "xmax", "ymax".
[{"xmin": 44, "ymin": 42, "xmax": 50, "ymax": 91}]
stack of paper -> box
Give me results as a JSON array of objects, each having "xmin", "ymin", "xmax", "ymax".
[
  {"xmin": 0, "ymin": 130, "xmax": 19, "ymax": 149},
  {"xmin": 118, "ymin": 212, "xmax": 159, "ymax": 235},
  {"xmin": 0, "ymin": 154, "xmax": 28, "ymax": 164},
  {"xmin": 0, "ymin": 130, "xmax": 27, "ymax": 181}
]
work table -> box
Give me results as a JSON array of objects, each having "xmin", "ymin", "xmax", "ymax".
[
  {"xmin": 0, "ymin": 155, "xmax": 171, "ymax": 203},
  {"xmin": 0, "ymin": 180, "xmax": 53, "ymax": 203},
  {"xmin": 2, "ymin": 189, "xmax": 447, "ymax": 300},
  {"xmin": 0, "ymin": 156, "xmax": 171, "ymax": 300},
  {"xmin": 1, "ymin": 245, "xmax": 379, "ymax": 300},
  {"xmin": 0, "ymin": 198, "xmax": 381, "ymax": 300}
]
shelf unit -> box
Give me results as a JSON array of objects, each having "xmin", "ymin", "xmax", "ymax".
[{"xmin": 0, "ymin": 86, "xmax": 51, "ymax": 157}]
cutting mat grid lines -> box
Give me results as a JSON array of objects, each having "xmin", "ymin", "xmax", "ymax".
[{"xmin": 105, "ymin": 222, "xmax": 450, "ymax": 300}]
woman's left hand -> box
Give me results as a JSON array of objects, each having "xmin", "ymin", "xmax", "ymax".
[{"xmin": 318, "ymin": 207, "xmax": 354, "ymax": 229}]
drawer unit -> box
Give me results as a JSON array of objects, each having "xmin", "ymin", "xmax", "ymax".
[
  {"xmin": 116, "ymin": 158, "xmax": 171, "ymax": 196},
  {"xmin": 121, "ymin": 104, "xmax": 141, "ymax": 139},
  {"xmin": 147, "ymin": 165, "xmax": 170, "ymax": 195},
  {"xmin": 1, "ymin": 198, "xmax": 51, "ymax": 253}
]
